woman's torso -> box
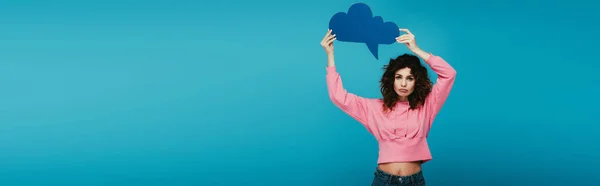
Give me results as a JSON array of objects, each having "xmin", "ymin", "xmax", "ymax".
[
  {"xmin": 377, "ymin": 161, "xmax": 423, "ymax": 176},
  {"xmin": 369, "ymin": 100, "xmax": 431, "ymax": 176}
]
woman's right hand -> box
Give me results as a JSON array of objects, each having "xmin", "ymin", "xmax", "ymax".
[{"xmin": 320, "ymin": 29, "xmax": 336, "ymax": 55}]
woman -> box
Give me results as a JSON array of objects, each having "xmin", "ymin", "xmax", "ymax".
[{"xmin": 319, "ymin": 28, "xmax": 456, "ymax": 186}]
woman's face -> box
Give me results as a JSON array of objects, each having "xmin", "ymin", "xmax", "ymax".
[{"xmin": 393, "ymin": 68, "xmax": 415, "ymax": 99}]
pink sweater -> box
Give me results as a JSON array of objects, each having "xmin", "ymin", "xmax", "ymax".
[{"xmin": 326, "ymin": 54, "xmax": 456, "ymax": 164}]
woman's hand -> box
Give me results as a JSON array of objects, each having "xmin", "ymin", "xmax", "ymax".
[
  {"xmin": 396, "ymin": 28, "xmax": 430, "ymax": 61},
  {"xmin": 396, "ymin": 28, "xmax": 419, "ymax": 51},
  {"xmin": 320, "ymin": 29, "xmax": 336, "ymax": 56}
]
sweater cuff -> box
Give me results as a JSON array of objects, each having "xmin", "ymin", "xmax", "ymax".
[
  {"xmin": 326, "ymin": 66, "xmax": 337, "ymax": 74},
  {"xmin": 425, "ymin": 53, "xmax": 437, "ymax": 63}
]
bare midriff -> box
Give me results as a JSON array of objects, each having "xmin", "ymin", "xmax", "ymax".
[{"xmin": 377, "ymin": 161, "xmax": 423, "ymax": 176}]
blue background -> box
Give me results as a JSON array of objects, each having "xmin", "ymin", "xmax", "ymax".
[{"xmin": 0, "ymin": 0, "xmax": 598, "ymax": 185}]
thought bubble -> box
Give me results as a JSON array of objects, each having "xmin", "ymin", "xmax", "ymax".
[{"xmin": 328, "ymin": 3, "xmax": 400, "ymax": 60}]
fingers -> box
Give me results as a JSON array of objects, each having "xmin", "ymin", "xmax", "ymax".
[
  {"xmin": 396, "ymin": 34, "xmax": 413, "ymax": 43},
  {"xmin": 321, "ymin": 37, "xmax": 335, "ymax": 46},
  {"xmin": 396, "ymin": 39, "xmax": 409, "ymax": 43},
  {"xmin": 321, "ymin": 29, "xmax": 336, "ymax": 46},
  {"xmin": 396, "ymin": 38, "xmax": 411, "ymax": 43},
  {"xmin": 327, "ymin": 33, "xmax": 336, "ymax": 41},
  {"xmin": 397, "ymin": 34, "xmax": 412, "ymax": 40},
  {"xmin": 324, "ymin": 35, "xmax": 336, "ymax": 46},
  {"xmin": 322, "ymin": 29, "xmax": 334, "ymax": 42},
  {"xmin": 326, "ymin": 31, "xmax": 336, "ymax": 41},
  {"xmin": 399, "ymin": 28, "xmax": 413, "ymax": 35},
  {"xmin": 321, "ymin": 29, "xmax": 331, "ymax": 41}
]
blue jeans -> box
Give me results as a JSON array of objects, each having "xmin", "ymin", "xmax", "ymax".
[{"xmin": 371, "ymin": 167, "xmax": 426, "ymax": 186}]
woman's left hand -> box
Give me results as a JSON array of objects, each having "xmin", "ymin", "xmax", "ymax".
[{"xmin": 396, "ymin": 28, "xmax": 419, "ymax": 51}]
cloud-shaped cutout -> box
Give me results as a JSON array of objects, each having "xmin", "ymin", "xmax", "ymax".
[{"xmin": 329, "ymin": 3, "xmax": 400, "ymax": 60}]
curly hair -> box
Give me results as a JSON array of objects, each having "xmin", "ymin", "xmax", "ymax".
[{"xmin": 379, "ymin": 54, "xmax": 432, "ymax": 112}]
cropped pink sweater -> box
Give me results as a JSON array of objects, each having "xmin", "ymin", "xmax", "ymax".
[{"xmin": 326, "ymin": 54, "xmax": 456, "ymax": 164}]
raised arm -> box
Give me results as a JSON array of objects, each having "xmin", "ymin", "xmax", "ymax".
[
  {"xmin": 326, "ymin": 65, "xmax": 371, "ymax": 125},
  {"xmin": 397, "ymin": 29, "xmax": 457, "ymax": 120},
  {"xmin": 321, "ymin": 29, "xmax": 372, "ymax": 126},
  {"xmin": 421, "ymin": 52, "xmax": 456, "ymax": 119}
]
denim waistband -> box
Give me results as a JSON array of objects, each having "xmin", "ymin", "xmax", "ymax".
[{"xmin": 374, "ymin": 167, "xmax": 424, "ymax": 185}]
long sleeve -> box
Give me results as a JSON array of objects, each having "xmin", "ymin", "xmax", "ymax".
[
  {"xmin": 424, "ymin": 55, "xmax": 457, "ymax": 121},
  {"xmin": 326, "ymin": 66, "xmax": 371, "ymax": 126}
]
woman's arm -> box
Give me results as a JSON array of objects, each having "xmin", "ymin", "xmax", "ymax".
[
  {"xmin": 327, "ymin": 53, "xmax": 335, "ymax": 67},
  {"xmin": 397, "ymin": 29, "xmax": 457, "ymax": 120},
  {"xmin": 411, "ymin": 47, "xmax": 431, "ymax": 63},
  {"xmin": 326, "ymin": 58, "xmax": 372, "ymax": 126},
  {"xmin": 416, "ymin": 48, "xmax": 457, "ymax": 120},
  {"xmin": 321, "ymin": 29, "xmax": 372, "ymax": 127}
]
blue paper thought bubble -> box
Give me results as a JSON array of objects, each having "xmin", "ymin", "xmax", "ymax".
[{"xmin": 328, "ymin": 3, "xmax": 400, "ymax": 60}]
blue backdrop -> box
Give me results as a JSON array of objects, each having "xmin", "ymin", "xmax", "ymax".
[{"xmin": 0, "ymin": 0, "xmax": 598, "ymax": 185}]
